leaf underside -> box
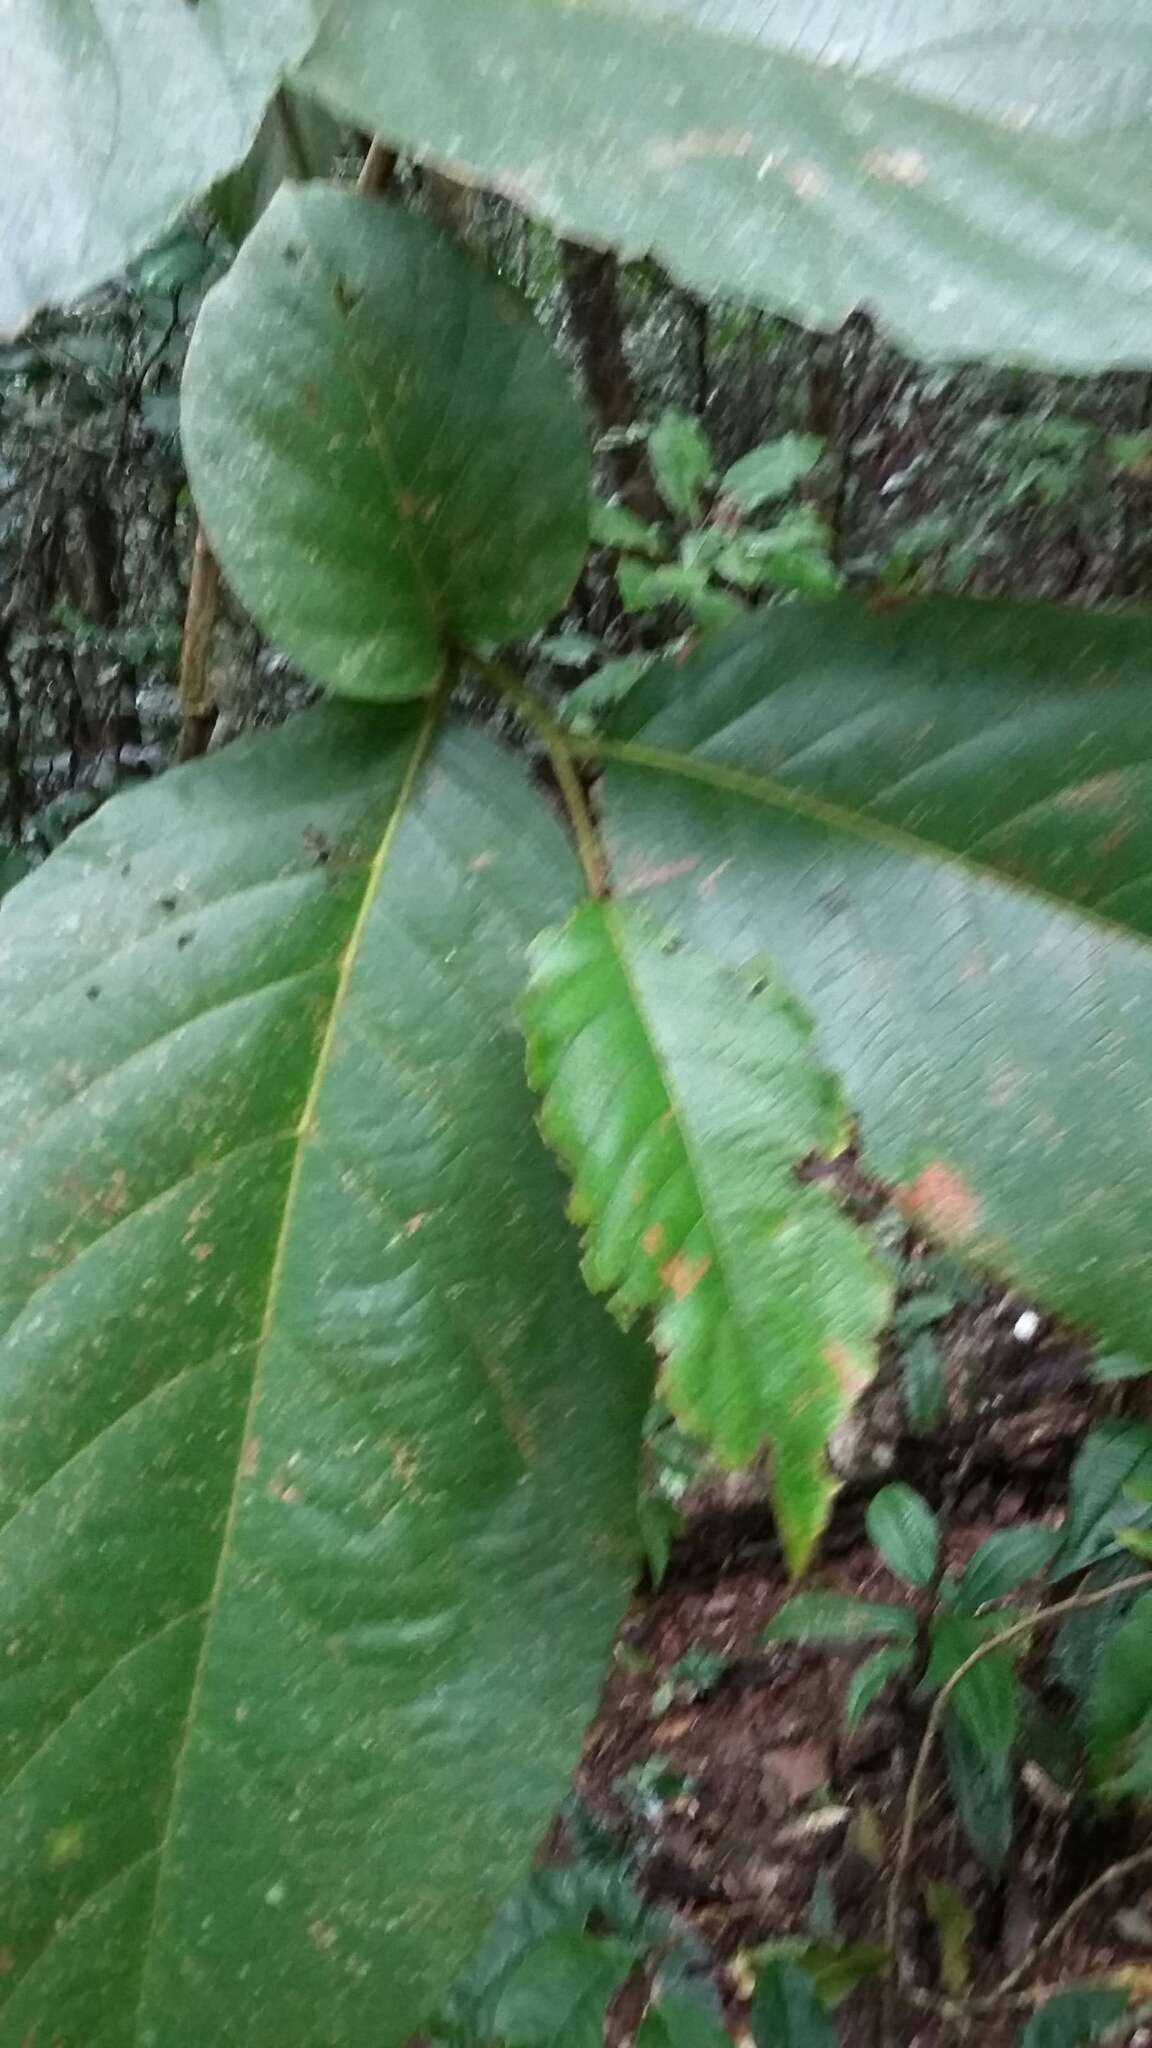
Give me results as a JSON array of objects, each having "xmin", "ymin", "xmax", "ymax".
[
  {"xmin": 1, "ymin": 0, "xmax": 316, "ymax": 336},
  {"xmin": 522, "ymin": 900, "xmax": 891, "ymax": 1570},
  {"xmin": 298, "ymin": 0, "xmax": 1152, "ymax": 368},
  {"xmin": 598, "ymin": 597, "xmax": 1152, "ymax": 1367},
  {"xmin": 0, "ymin": 705, "xmax": 649, "ymax": 2046}
]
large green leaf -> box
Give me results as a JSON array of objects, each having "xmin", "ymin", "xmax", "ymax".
[
  {"xmin": 0, "ymin": 0, "xmax": 317, "ymax": 336},
  {"xmin": 182, "ymin": 188, "xmax": 589, "ymax": 702},
  {"xmin": 595, "ymin": 598, "xmax": 1152, "ymax": 1363},
  {"xmin": 0, "ymin": 705, "xmax": 649, "ymax": 2045},
  {"xmin": 522, "ymin": 901, "xmax": 891, "ymax": 1569},
  {"xmin": 298, "ymin": 1, "xmax": 1152, "ymax": 368}
]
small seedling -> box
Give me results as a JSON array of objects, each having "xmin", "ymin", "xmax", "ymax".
[{"xmin": 651, "ymin": 1650, "xmax": 729, "ymax": 1719}]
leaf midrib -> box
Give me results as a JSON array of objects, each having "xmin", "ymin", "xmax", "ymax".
[
  {"xmin": 601, "ymin": 904, "xmax": 766, "ymax": 1434},
  {"xmin": 591, "ymin": 736, "xmax": 1152, "ymax": 954},
  {"xmin": 129, "ymin": 699, "xmax": 441, "ymax": 2034}
]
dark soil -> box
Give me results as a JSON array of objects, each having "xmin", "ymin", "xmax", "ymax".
[{"xmin": 557, "ymin": 1291, "xmax": 1152, "ymax": 2047}]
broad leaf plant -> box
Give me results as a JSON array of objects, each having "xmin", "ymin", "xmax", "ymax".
[{"xmin": 5, "ymin": 4, "xmax": 1152, "ymax": 2042}]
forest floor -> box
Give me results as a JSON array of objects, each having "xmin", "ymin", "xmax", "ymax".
[{"xmin": 559, "ymin": 1284, "xmax": 1152, "ymax": 2048}]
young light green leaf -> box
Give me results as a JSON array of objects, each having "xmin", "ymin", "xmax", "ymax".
[
  {"xmin": 866, "ymin": 1484, "xmax": 940, "ymax": 1587},
  {"xmin": 590, "ymin": 500, "xmax": 665, "ymax": 557},
  {"xmin": 924, "ymin": 1880, "xmax": 974, "ymax": 1995},
  {"xmin": 494, "ymin": 1934, "xmax": 638, "ymax": 2048},
  {"xmin": 597, "ymin": 601, "xmax": 1152, "ymax": 1383},
  {"xmin": 749, "ymin": 1959, "xmax": 839, "ymax": 2048},
  {"xmin": 722, "ymin": 435, "xmax": 824, "ymax": 511},
  {"xmin": 843, "ymin": 1645, "xmax": 913, "ymax": 1729},
  {"xmin": 953, "ymin": 1526, "xmax": 1061, "ymax": 1614},
  {"xmin": 765, "ymin": 1596, "xmax": 916, "ymax": 1649},
  {"xmin": 0, "ymin": 707, "xmax": 651, "ymax": 2046},
  {"xmin": 647, "ymin": 410, "xmax": 714, "ymax": 516},
  {"xmin": 556, "ymin": 657, "xmax": 655, "ymax": 733},
  {"xmin": 618, "ymin": 561, "xmax": 744, "ymax": 634},
  {"xmin": 522, "ymin": 903, "xmax": 892, "ymax": 1570},
  {"xmin": 183, "ymin": 188, "xmax": 589, "ymax": 702},
  {"xmin": 540, "ymin": 633, "xmax": 608, "ymax": 670},
  {"xmin": 1017, "ymin": 1988, "xmax": 1131, "ymax": 2048}
]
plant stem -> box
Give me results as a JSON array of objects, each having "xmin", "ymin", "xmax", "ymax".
[
  {"xmin": 882, "ymin": 1569, "xmax": 1152, "ymax": 2042},
  {"xmin": 467, "ymin": 654, "xmax": 608, "ymax": 899},
  {"xmin": 177, "ymin": 523, "xmax": 220, "ymax": 762},
  {"xmin": 357, "ymin": 137, "xmax": 398, "ymax": 197}
]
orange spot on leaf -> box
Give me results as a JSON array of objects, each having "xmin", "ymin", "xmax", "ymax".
[
  {"xmin": 643, "ymin": 1224, "xmax": 665, "ymax": 1256},
  {"xmin": 661, "ymin": 1253, "xmax": 712, "ymax": 1301},
  {"xmin": 898, "ymin": 1163, "xmax": 980, "ymax": 1244}
]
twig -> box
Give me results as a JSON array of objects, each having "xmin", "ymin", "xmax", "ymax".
[
  {"xmin": 176, "ymin": 525, "xmax": 220, "ymax": 761},
  {"xmin": 994, "ymin": 1844, "xmax": 1152, "ymax": 1998},
  {"xmin": 357, "ymin": 137, "xmax": 398, "ymax": 197},
  {"xmin": 466, "ymin": 653, "xmax": 608, "ymax": 899},
  {"xmin": 883, "ymin": 1570, "xmax": 1152, "ymax": 2042}
]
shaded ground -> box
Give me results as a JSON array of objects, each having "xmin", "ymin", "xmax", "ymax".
[{"xmin": 560, "ymin": 1290, "xmax": 1152, "ymax": 2046}]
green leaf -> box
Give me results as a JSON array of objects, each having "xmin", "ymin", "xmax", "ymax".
[
  {"xmin": 752, "ymin": 1940, "xmax": 884, "ymax": 2011},
  {"xmin": 637, "ymin": 1992, "xmax": 733, "ymax": 2048},
  {"xmin": 943, "ymin": 1713, "xmax": 1014, "ymax": 1873},
  {"xmin": 590, "ymin": 502, "xmax": 665, "ymax": 558},
  {"xmin": 765, "ymin": 1596, "xmax": 916, "ymax": 1648},
  {"xmin": 924, "ymin": 1880, "xmax": 974, "ymax": 1995},
  {"xmin": 1052, "ymin": 1556, "xmax": 1147, "ymax": 1704},
  {"xmin": 927, "ymin": 1620, "xmax": 1021, "ymax": 1759},
  {"xmin": 182, "ymin": 188, "xmax": 589, "ymax": 702},
  {"xmin": 0, "ymin": 846, "xmax": 29, "ymax": 899},
  {"xmin": 1017, "ymin": 1989, "xmax": 1131, "ymax": 2048},
  {"xmin": 749, "ymin": 1959, "xmax": 839, "ymax": 2048},
  {"xmin": 130, "ymin": 230, "xmax": 213, "ymax": 298},
  {"xmin": 493, "ymin": 1934, "xmax": 638, "ymax": 2048},
  {"xmin": 866, "ymin": 1485, "xmax": 940, "ymax": 1588},
  {"xmin": 2, "ymin": 1, "xmax": 315, "ymax": 335},
  {"xmin": 1091, "ymin": 1352, "xmax": 1152, "ymax": 1383},
  {"xmin": 1087, "ymin": 1592, "xmax": 1152, "ymax": 1779},
  {"xmin": 954, "ymin": 1526, "xmax": 1061, "ymax": 1613},
  {"xmin": 1060, "ymin": 1423, "xmax": 1152, "ymax": 1574},
  {"xmin": 722, "ymin": 436, "xmax": 824, "ymax": 512},
  {"xmin": 596, "ymin": 600, "xmax": 1152, "ymax": 1371},
  {"xmin": 522, "ymin": 902, "xmax": 892, "ymax": 1570},
  {"xmin": 211, "ymin": 88, "xmax": 345, "ymax": 245},
  {"xmin": 899, "ymin": 1331, "xmax": 946, "ymax": 1434},
  {"xmin": 0, "ymin": 705, "xmax": 650, "ymax": 2045},
  {"xmin": 617, "ymin": 563, "xmax": 743, "ymax": 635},
  {"xmin": 299, "ymin": 2, "xmax": 1152, "ymax": 370},
  {"xmin": 843, "ymin": 1645, "xmax": 913, "ymax": 1729},
  {"xmin": 540, "ymin": 634, "xmax": 608, "ymax": 671},
  {"xmin": 1102, "ymin": 1712, "xmax": 1152, "ymax": 1798},
  {"xmin": 557, "ymin": 658, "xmax": 655, "ymax": 734},
  {"xmin": 647, "ymin": 411, "xmax": 714, "ymax": 517},
  {"xmin": 437, "ymin": 1863, "xmax": 671, "ymax": 2046}
]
